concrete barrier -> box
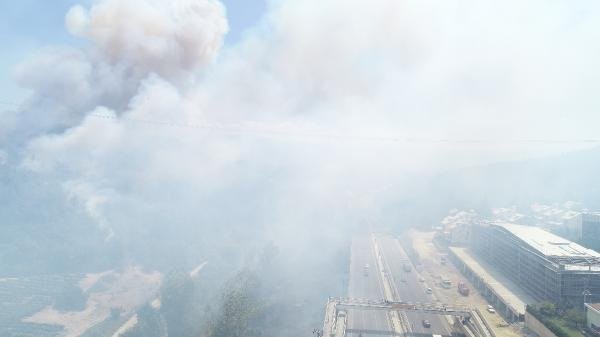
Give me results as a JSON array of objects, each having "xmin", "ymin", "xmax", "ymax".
[{"xmin": 371, "ymin": 235, "xmax": 406, "ymax": 336}]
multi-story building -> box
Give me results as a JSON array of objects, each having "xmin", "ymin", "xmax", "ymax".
[
  {"xmin": 566, "ymin": 213, "xmax": 600, "ymax": 251},
  {"xmin": 472, "ymin": 222, "xmax": 600, "ymax": 307}
]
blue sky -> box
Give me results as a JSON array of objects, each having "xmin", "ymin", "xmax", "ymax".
[{"xmin": 0, "ymin": 0, "xmax": 266, "ymax": 103}]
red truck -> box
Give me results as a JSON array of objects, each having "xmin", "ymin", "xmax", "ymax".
[{"xmin": 458, "ymin": 281, "xmax": 470, "ymax": 296}]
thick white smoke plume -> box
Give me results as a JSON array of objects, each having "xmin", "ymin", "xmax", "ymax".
[
  {"xmin": 66, "ymin": 0, "xmax": 228, "ymax": 81},
  {"xmin": 5, "ymin": 0, "xmax": 600, "ymax": 251},
  {"xmin": 7, "ymin": 0, "xmax": 227, "ymax": 147}
]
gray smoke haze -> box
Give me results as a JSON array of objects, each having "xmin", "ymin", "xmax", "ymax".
[
  {"xmin": 3, "ymin": 0, "xmax": 600, "ymax": 268},
  {"xmin": 3, "ymin": 1, "xmax": 600, "ymax": 336}
]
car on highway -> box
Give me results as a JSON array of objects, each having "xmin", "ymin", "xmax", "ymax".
[
  {"xmin": 425, "ymin": 287, "xmax": 432, "ymax": 294},
  {"xmin": 422, "ymin": 319, "xmax": 431, "ymax": 328},
  {"xmin": 487, "ymin": 305, "xmax": 496, "ymax": 313},
  {"xmin": 441, "ymin": 276, "xmax": 452, "ymax": 289}
]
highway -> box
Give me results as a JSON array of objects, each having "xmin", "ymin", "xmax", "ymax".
[
  {"xmin": 346, "ymin": 236, "xmax": 392, "ymax": 337},
  {"xmin": 377, "ymin": 235, "xmax": 453, "ymax": 337}
]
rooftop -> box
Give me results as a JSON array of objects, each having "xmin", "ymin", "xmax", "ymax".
[
  {"xmin": 494, "ymin": 223, "xmax": 600, "ymax": 268},
  {"xmin": 585, "ymin": 303, "xmax": 600, "ymax": 314}
]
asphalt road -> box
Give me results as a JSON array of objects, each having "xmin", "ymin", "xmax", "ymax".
[
  {"xmin": 378, "ymin": 235, "xmax": 453, "ymax": 337},
  {"xmin": 346, "ymin": 236, "xmax": 392, "ymax": 337}
]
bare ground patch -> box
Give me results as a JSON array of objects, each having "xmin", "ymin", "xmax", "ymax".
[{"xmin": 23, "ymin": 266, "xmax": 161, "ymax": 337}]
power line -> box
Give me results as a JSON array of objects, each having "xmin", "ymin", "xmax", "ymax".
[
  {"xmin": 89, "ymin": 113, "xmax": 600, "ymax": 145},
  {"xmin": 2, "ymin": 100, "xmax": 599, "ymax": 146},
  {"xmin": 0, "ymin": 100, "xmax": 23, "ymax": 107},
  {"xmin": 90, "ymin": 113, "xmax": 414, "ymax": 143}
]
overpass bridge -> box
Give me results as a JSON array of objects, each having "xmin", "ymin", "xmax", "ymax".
[
  {"xmin": 330, "ymin": 297, "xmax": 473, "ymax": 318},
  {"xmin": 321, "ymin": 297, "xmax": 493, "ymax": 337}
]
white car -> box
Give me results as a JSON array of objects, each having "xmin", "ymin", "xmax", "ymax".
[
  {"xmin": 487, "ymin": 305, "xmax": 496, "ymax": 313},
  {"xmin": 426, "ymin": 287, "xmax": 433, "ymax": 294}
]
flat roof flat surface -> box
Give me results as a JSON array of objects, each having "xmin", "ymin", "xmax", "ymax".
[
  {"xmin": 587, "ymin": 303, "xmax": 600, "ymax": 312},
  {"xmin": 450, "ymin": 246, "xmax": 537, "ymax": 315},
  {"xmin": 496, "ymin": 223, "xmax": 600, "ymax": 259}
]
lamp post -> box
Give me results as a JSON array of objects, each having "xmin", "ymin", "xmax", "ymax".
[{"xmin": 583, "ymin": 289, "xmax": 592, "ymax": 306}]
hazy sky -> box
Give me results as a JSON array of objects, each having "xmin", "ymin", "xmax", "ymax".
[
  {"xmin": 0, "ymin": 0, "xmax": 266, "ymax": 101},
  {"xmin": 0, "ymin": 0, "xmax": 599, "ymax": 189}
]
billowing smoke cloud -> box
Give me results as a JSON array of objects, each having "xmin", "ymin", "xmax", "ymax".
[
  {"xmin": 5, "ymin": 0, "xmax": 227, "ymax": 149},
  {"xmin": 5, "ymin": 0, "xmax": 600, "ymax": 262},
  {"xmin": 65, "ymin": 0, "xmax": 228, "ymax": 81}
]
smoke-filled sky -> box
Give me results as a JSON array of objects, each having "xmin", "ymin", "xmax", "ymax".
[
  {"xmin": 2, "ymin": 0, "xmax": 600, "ymax": 250},
  {"xmin": 0, "ymin": 0, "xmax": 265, "ymax": 100}
]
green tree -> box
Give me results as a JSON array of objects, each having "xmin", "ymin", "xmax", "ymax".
[
  {"xmin": 539, "ymin": 301, "xmax": 556, "ymax": 317},
  {"xmin": 207, "ymin": 270, "xmax": 265, "ymax": 337},
  {"xmin": 54, "ymin": 282, "xmax": 87, "ymax": 311},
  {"xmin": 564, "ymin": 308, "xmax": 585, "ymax": 329},
  {"xmin": 160, "ymin": 271, "xmax": 197, "ymax": 337}
]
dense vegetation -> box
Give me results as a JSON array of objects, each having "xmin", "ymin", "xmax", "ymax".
[
  {"xmin": 4, "ymin": 141, "xmax": 599, "ymax": 336},
  {"xmin": 122, "ymin": 242, "xmax": 349, "ymax": 337},
  {"xmin": 527, "ymin": 302, "xmax": 585, "ymax": 337}
]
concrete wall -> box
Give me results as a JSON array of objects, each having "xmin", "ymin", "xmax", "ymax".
[
  {"xmin": 525, "ymin": 312, "xmax": 558, "ymax": 337},
  {"xmin": 448, "ymin": 248, "xmax": 523, "ymax": 322},
  {"xmin": 585, "ymin": 305, "xmax": 600, "ymax": 331}
]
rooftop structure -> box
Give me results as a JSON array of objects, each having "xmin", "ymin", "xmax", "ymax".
[
  {"xmin": 585, "ymin": 303, "xmax": 600, "ymax": 334},
  {"xmin": 587, "ymin": 303, "xmax": 600, "ymax": 312},
  {"xmin": 471, "ymin": 223, "xmax": 600, "ymax": 307},
  {"xmin": 498, "ymin": 223, "xmax": 600, "ymax": 269}
]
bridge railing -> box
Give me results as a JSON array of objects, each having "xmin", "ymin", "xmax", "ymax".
[{"xmin": 328, "ymin": 297, "xmax": 473, "ymax": 317}]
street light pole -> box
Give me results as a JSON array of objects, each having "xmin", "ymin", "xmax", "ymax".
[{"xmin": 583, "ymin": 289, "xmax": 592, "ymax": 306}]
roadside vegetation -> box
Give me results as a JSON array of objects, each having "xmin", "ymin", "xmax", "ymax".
[{"xmin": 527, "ymin": 302, "xmax": 585, "ymax": 337}]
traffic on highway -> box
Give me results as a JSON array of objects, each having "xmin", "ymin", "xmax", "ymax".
[{"xmin": 345, "ymin": 234, "xmax": 454, "ymax": 337}]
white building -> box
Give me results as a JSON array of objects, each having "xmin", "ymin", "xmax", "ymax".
[{"xmin": 585, "ymin": 303, "xmax": 600, "ymax": 335}]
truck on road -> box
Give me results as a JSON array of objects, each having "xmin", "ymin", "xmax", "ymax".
[{"xmin": 458, "ymin": 281, "xmax": 470, "ymax": 296}]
